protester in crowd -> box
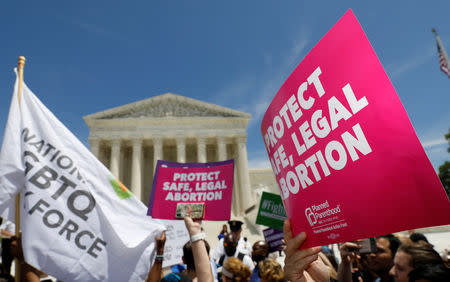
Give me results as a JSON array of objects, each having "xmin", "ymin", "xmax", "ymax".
[
  {"xmin": 366, "ymin": 235, "xmax": 400, "ymax": 282},
  {"xmin": 389, "ymin": 242, "xmax": 449, "ymax": 282},
  {"xmin": 217, "ymin": 233, "xmax": 254, "ymax": 271},
  {"xmin": 212, "ymin": 220, "xmax": 252, "ymax": 263},
  {"xmin": 283, "ymin": 219, "xmax": 330, "ymax": 282},
  {"xmin": 337, "ymin": 241, "xmax": 362, "ymax": 282},
  {"xmin": 218, "ymin": 224, "xmax": 228, "ymax": 240},
  {"xmin": 250, "ymin": 240, "xmax": 270, "ymax": 282},
  {"xmin": 0, "ymin": 218, "xmax": 15, "ymax": 237},
  {"xmin": 0, "ymin": 233, "xmax": 54, "ymax": 282},
  {"xmin": 183, "ymin": 215, "xmax": 214, "ymax": 282},
  {"xmin": 258, "ymin": 258, "xmax": 285, "ymax": 282},
  {"xmin": 159, "ymin": 214, "xmax": 213, "ymax": 282},
  {"xmin": 0, "ymin": 218, "xmax": 15, "ymax": 277},
  {"xmin": 222, "ymin": 257, "xmax": 252, "ymax": 282},
  {"xmin": 337, "ymin": 234, "xmax": 400, "ymax": 282},
  {"xmin": 182, "ymin": 239, "xmax": 218, "ymax": 282},
  {"xmin": 146, "ymin": 231, "xmax": 166, "ymax": 282}
]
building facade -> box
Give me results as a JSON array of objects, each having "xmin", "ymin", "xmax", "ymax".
[{"xmin": 83, "ymin": 93, "xmax": 258, "ymax": 216}]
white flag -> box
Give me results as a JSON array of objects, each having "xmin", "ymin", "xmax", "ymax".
[{"xmin": 0, "ymin": 72, "xmax": 165, "ymax": 281}]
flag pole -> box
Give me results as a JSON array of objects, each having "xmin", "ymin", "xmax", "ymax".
[{"xmin": 15, "ymin": 56, "xmax": 25, "ymax": 282}]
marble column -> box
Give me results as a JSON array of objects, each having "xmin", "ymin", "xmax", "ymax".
[
  {"xmin": 131, "ymin": 139, "xmax": 143, "ymax": 201},
  {"xmin": 232, "ymin": 165, "xmax": 240, "ymax": 216},
  {"xmin": 217, "ymin": 136, "xmax": 227, "ymax": 161},
  {"xmin": 236, "ymin": 136, "xmax": 254, "ymax": 214},
  {"xmin": 176, "ymin": 137, "xmax": 186, "ymax": 163},
  {"xmin": 89, "ymin": 138, "xmax": 100, "ymax": 158},
  {"xmin": 110, "ymin": 139, "xmax": 121, "ymax": 178},
  {"xmin": 153, "ymin": 138, "xmax": 163, "ymax": 171},
  {"xmin": 197, "ymin": 137, "xmax": 207, "ymax": 163}
]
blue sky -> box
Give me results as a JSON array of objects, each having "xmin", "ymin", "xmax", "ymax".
[{"xmin": 0, "ymin": 1, "xmax": 449, "ymax": 172}]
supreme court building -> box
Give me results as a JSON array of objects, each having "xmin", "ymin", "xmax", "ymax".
[{"xmin": 84, "ymin": 93, "xmax": 278, "ymax": 217}]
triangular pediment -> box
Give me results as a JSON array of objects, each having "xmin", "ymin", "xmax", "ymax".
[{"xmin": 84, "ymin": 93, "xmax": 250, "ymax": 120}]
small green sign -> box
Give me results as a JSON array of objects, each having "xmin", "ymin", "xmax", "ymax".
[{"xmin": 256, "ymin": 192, "xmax": 287, "ymax": 230}]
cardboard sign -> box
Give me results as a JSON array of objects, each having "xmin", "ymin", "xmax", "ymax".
[
  {"xmin": 256, "ymin": 192, "xmax": 287, "ymax": 230},
  {"xmin": 263, "ymin": 228, "xmax": 284, "ymax": 253},
  {"xmin": 148, "ymin": 160, "xmax": 234, "ymax": 220},
  {"xmin": 260, "ymin": 9, "xmax": 450, "ymax": 248}
]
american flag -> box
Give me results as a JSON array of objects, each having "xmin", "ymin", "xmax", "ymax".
[{"xmin": 432, "ymin": 29, "xmax": 450, "ymax": 78}]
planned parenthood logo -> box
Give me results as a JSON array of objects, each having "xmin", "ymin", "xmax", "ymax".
[
  {"xmin": 305, "ymin": 200, "xmax": 342, "ymax": 227},
  {"xmin": 305, "ymin": 207, "xmax": 317, "ymax": 226}
]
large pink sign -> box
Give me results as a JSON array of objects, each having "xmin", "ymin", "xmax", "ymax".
[
  {"xmin": 148, "ymin": 160, "xmax": 234, "ymax": 220},
  {"xmin": 261, "ymin": 10, "xmax": 450, "ymax": 248}
]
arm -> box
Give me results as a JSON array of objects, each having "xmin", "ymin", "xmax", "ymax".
[
  {"xmin": 146, "ymin": 231, "xmax": 166, "ymax": 282},
  {"xmin": 337, "ymin": 242, "xmax": 361, "ymax": 282},
  {"xmin": 184, "ymin": 216, "xmax": 214, "ymax": 282},
  {"xmin": 283, "ymin": 219, "xmax": 330, "ymax": 282},
  {"xmin": 1, "ymin": 229, "xmax": 15, "ymax": 237}
]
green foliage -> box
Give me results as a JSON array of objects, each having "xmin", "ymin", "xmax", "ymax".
[
  {"xmin": 446, "ymin": 129, "xmax": 450, "ymax": 153},
  {"xmin": 438, "ymin": 161, "xmax": 450, "ymax": 198},
  {"xmin": 438, "ymin": 129, "xmax": 450, "ymax": 198}
]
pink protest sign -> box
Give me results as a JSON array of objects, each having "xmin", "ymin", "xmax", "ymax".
[
  {"xmin": 147, "ymin": 159, "xmax": 234, "ymax": 220},
  {"xmin": 261, "ymin": 9, "xmax": 450, "ymax": 248}
]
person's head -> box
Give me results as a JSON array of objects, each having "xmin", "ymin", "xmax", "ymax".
[
  {"xmin": 389, "ymin": 243, "xmax": 444, "ymax": 282},
  {"xmin": 221, "ymin": 224, "xmax": 228, "ymax": 233},
  {"xmin": 367, "ymin": 234, "xmax": 400, "ymax": 274},
  {"xmin": 252, "ymin": 240, "xmax": 269, "ymax": 263},
  {"xmin": 409, "ymin": 233, "xmax": 429, "ymax": 245},
  {"xmin": 258, "ymin": 258, "xmax": 285, "ymax": 282},
  {"xmin": 182, "ymin": 240, "xmax": 210, "ymax": 271},
  {"xmin": 222, "ymin": 257, "xmax": 251, "ymax": 282},
  {"xmin": 228, "ymin": 220, "xmax": 243, "ymax": 239},
  {"xmin": 224, "ymin": 233, "xmax": 238, "ymax": 257}
]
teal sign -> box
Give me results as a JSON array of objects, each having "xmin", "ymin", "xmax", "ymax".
[{"xmin": 256, "ymin": 192, "xmax": 287, "ymax": 230}]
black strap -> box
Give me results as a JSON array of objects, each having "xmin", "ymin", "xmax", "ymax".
[
  {"xmin": 237, "ymin": 252, "xmax": 245, "ymax": 261},
  {"xmin": 219, "ymin": 252, "xmax": 245, "ymax": 266},
  {"xmin": 219, "ymin": 254, "xmax": 226, "ymax": 266}
]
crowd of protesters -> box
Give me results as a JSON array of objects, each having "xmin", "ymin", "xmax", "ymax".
[
  {"xmin": 149, "ymin": 218, "xmax": 450, "ymax": 282},
  {"xmin": 1, "ymin": 215, "xmax": 450, "ymax": 281}
]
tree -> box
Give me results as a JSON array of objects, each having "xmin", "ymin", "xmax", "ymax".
[{"xmin": 438, "ymin": 129, "xmax": 450, "ymax": 198}]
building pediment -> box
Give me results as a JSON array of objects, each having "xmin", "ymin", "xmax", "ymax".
[{"xmin": 84, "ymin": 93, "xmax": 250, "ymax": 120}]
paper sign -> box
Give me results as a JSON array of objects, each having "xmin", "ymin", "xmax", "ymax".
[
  {"xmin": 260, "ymin": 9, "xmax": 450, "ymax": 248},
  {"xmin": 160, "ymin": 220, "xmax": 190, "ymax": 268},
  {"xmin": 256, "ymin": 192, "xmax": 287, "ymax": 230},
  {"xmin": 263, "ymin": 228, "xmax": 284, "ymax": 253},
  {"xmin": 148, "ymin": 160, "xmax": 234, "ymax": 220}
]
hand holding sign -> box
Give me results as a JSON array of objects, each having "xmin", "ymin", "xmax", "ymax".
[{"xmin": 283, "ymin": 220, "xmax": 329, "ymax": 282}]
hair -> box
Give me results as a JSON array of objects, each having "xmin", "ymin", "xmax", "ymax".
[
  {"xmin": 377, "ymin": 234, "xmax": 400, "ymax": 256},
  {"xmin": 408, "ymin": 263, "xmax": 450, "ymax": 282},
  {"xmin": 258, "ymin": 259, "xmax": 285, "ymax": 282},
  {"xmin": 222, "ymin": 257, "xmax": 251, "ymax": 282},
  {"xmin": 182, "ymin": 240, "xmax": 210, "ymax": 271},
  {"xmin": 161, "ymin": 272, "xmax": 192, "ymax": 282},
  {"xmin": 409, "ymin": 233, "xmax": 429, "ymax": 244},
  {"xmin": 398, "ymin": 243, "xmax": 443, "ymax": 270}
]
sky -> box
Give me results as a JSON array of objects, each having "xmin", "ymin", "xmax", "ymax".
[{"xmin": 0, "ymin": 1, "xmax": 449, "ymax": 172}]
